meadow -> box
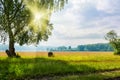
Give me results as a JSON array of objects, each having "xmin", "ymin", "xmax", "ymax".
[{"xmin": 0, "ymin": 52, "xmax": 120, "ymax": 80}]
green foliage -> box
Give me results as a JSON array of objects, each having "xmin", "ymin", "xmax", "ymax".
[
  {"xmin": 24, "ymin": 0, "xmax": 68, "ymax": 11},
  {"xmin": 105, "ymin": 30, "xmax": 120, "ymax": 54},
  {"xmin": 0, "ymin": 0, "xmax": 67, "ymax": 56},
  {"xmin": 0, "ymin": 0, "xmax": 67, "ymax": 45}
]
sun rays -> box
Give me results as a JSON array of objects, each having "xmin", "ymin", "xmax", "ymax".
[{"xmin": 24, "ymin": 1, "xmax": 51, "ymax": 32}]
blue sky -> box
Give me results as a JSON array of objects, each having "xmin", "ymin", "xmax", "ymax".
[{"xmin": 40, "ymin": 0, "xmax": 120, "ymax": 47}]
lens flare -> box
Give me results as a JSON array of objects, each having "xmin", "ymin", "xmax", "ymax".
[
  {"xmin": 30, "ymin": 9, "xmax": 44, "ymax": 31},
  {"xmin": 34, "ymin": 12, "xmax": 42, "ymax": 22},
  {"xmin": 24, "ymin": 1, "xmax": 51, "ymax": 32}
]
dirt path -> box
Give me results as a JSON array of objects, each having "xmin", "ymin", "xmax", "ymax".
[
  {"xmin": 105, "ymin": 77, "xmax": 120, "ymax": 80},
  {"xmin": 20, "ymin": 69, "xmax": 120, "ymax": 80},
  {"xmin": 70, "ymin": 60, "xmax": 120, "ymax": 63}
]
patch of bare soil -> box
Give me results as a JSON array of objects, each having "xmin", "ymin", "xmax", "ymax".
[
  {"xmin": 105, "ymin": 77, "xmax": 120, "ymax": 80},
  {"xmin": 16, "ymin": 69, "xmax": 120, "ymax": 80}
]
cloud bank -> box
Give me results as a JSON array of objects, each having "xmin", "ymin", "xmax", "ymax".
[{"xmin": 40, "ymin": 0, "xmax": 120, "ymax": 46}]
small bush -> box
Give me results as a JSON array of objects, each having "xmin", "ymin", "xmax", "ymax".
[{"xmin": 48, "ymin": 52, "xmax": 54, "ymax": 57}]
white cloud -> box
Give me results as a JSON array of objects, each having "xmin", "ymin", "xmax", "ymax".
[
  {"xmin": 41, "ymin": 0, "xmax": 120, "ymax": 46},
  {"xmin": 96, "ymin": 0, "xmax": 120, "ymax": 13},
  {"xmin": 69, "ymin": 0, "xmax": 120, "ymax": 14}
]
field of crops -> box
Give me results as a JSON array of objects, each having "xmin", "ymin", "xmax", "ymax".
[{"xmin": 0, "ymin": 52, "xmax": 120, "ymax": 80}]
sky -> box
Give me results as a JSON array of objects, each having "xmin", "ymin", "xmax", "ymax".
[{"xmin": 40, "ymin": 0, "xmax": 120, "ymax": 47}]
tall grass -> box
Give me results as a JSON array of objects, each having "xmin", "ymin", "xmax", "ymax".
[{"xmin": 0, "ymin": 52, "xmax": 120, "ymax": 79}]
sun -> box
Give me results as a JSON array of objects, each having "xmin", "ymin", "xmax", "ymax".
[
  {"xmin": 28, "ymin": 10, "xmax": 44, "ymax": 32},
  {"xmin": 24, "ymin": 1, "xmax": 50, "ymax": 32},
  {"xmin": 33, "ymin": 12, "xmax": 43, "ymax": 23},
  {"xmin": 35, "ymin": 13, "xmax": 42, "ymax": 21}
]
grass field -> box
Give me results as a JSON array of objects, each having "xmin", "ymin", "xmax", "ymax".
[{"xmin": 0, "ymin": 52, "xmax": 120, "ymax": 80}]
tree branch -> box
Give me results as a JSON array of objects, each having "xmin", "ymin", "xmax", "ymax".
[
  {"xmin": 0, "ymin": 0, "xmax": 4, "ymax": 5},
  {"xmin": 10, "ymin": 0, "xmax": 23, "ymax": 22}
]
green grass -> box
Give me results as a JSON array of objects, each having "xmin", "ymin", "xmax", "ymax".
[{"xmin": 1, "ymin": 52, "xmax": 120, "ymax": 80}]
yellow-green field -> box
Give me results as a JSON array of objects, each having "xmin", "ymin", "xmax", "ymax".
[
  {"xmin": 0, "ymin": 52, "xmax": 120, "ymax": 80},
  {"xmin": 0, "ymin": 51, "xmax": 115, "ymax": 59}
]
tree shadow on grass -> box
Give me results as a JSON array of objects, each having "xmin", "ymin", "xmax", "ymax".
[{"xmin": 0, "ymin": 57, "xmax": 117, "ymax": 80}]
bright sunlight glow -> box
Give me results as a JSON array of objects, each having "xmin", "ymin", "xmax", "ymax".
[
  {"xmin": 29, "ymin": 9, "xmax": 43, "ymax": 32},
  {"xmin": 34, "ymin": 12, "xmax": 42, "ymax": 22},
  {"xmin": 23, "ymin": 0, "xmax": 52, "ymax": 33},
  {"xmin": 24, "ymin": 1, "xmax": 49, "ymax": 32},
  {"xmin": 32, "ymin": 11, "xmax": 43, "ymax": 26}
]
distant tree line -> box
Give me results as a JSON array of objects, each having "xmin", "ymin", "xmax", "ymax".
[
  {"xmin": 77, "ymin": 43, "xmax": 113, "ymax": 51},
  {"xmin": 49, "ymin": 43, "xmax": 114, "ymax": 51}
]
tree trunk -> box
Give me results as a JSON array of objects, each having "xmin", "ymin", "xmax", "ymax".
[
  {"xmin": 9, "ymin": 37, "xmax": 16, "ymax": 57},
  {"xmin": 8, "ymin": 30, "xmax": 16, "ymax": 57}
]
